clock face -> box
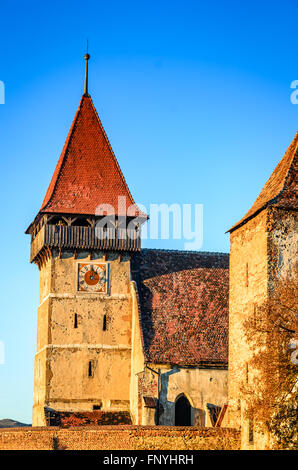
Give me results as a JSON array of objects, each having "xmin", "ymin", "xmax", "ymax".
[{"xmin": 77, "ymin": 263, "xmax": 108, "ymax": 293}]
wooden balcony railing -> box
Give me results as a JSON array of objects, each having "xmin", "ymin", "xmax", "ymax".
[{"xmin": 30, "ymin": 224, "xmax": 141, "ymax": 262}]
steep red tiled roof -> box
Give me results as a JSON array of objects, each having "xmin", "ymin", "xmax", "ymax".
[
  {"xmin": 39, "ymin": 95, "xmax": 144, "ymax": 217},
  {"xmin": 229, "ymin": 131, "xmax": 298, "ymax": 232},
  {"xmin": 131, "ymin": 249, "xmax": 229, "ymax": 366}
]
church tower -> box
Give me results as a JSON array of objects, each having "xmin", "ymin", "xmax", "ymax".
[
  {"xmin": 26, "ymin": 54, "xmax": 146, "ymax": 426},
  {"xmin": 227, "ymin": 132, "xmax": 297, "ymax": 448}
]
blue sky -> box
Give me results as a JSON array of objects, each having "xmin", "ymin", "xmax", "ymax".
[{"xmin": 0, "ymin": 0, "xmax": 297, "ymax": 423}]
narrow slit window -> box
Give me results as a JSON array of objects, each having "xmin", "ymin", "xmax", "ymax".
[
  {"xmin": 248, "ymin": 419, "xmax": 254, "ymax": 443},
  {"xmin": 88, "ymin": 360, "xmax": 94, "ymax": 377},
  {"xmin": 103, "ymin": 314, "xmax": 107, "ymax": 331},
  {"xmin": 253, "ymin": 304, "xmax": 256, "ymax": 328},
  {"xmin": 246, "ymin": 262, "xmax": 249, "ymax": 287},
  {"xmin": 74, "ymin": 313, "xmax": 78, "ymax": 329}
]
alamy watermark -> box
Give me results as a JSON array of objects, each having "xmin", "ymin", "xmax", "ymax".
[
  {"xmin": 0, "ymin": 81, "xmax": 4, "ymax": 104},
  {"xmin": 0, "ymin": 341, "xmax": 5, "ymax": 365},
  {"xmin": 290, "ymin": 80, "xmax": 298, "ymax": 104},
  {"xmin": 94, "ymin": 196, "xmax": 203, "ymax": 250}
]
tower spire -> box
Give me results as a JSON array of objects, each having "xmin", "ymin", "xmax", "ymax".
[{"xmin": 84, "ymin": 40, "xmax": 90, "ymax": 96}]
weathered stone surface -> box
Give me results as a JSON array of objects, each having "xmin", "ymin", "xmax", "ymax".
[
  {"xmin": 0, "ymin": 426, "xmax": 240, "ymax": 450},
  {"xmin": 33, "ymin": 251, "xmax": 133, "ymax": 426}
]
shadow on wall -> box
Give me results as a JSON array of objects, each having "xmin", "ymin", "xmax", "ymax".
[{"xmin": 156, "ymin": 368, "xmax": 206, "ymax": 426}]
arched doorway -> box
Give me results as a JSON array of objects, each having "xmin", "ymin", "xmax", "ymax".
[{"xmin": 175, "ymin": 395, "xmax": 191, "ymax": 426}]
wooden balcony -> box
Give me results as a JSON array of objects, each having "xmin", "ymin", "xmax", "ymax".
[{"xmin": 30, "ymin": 224, "xmax": 141, "ymax": 262}]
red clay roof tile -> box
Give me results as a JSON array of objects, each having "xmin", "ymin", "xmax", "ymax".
[
  {"xmin": 39, "ymin": 95, "xmax": 144, "ymax": 218},
  {"xmin": 131, "ymin": 249, "xmax": 229, "ymax": 366}
]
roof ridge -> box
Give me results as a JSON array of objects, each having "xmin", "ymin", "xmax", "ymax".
[
  {"xmin": 228, "ymin": 130, "xmax": 298, "ymax": 232},
  {"xmin": 139, "ymin": 248, "xmax": 229, "ymax": 256},
  {"xmin": 268, "ymin": 131, "xmax": 298, "ymax": 200},
  {"xmin": 40, "ymin": 96, "xmax": 85, "ymax": 212},
  {"xmin": 88, "ymin": 97, "xmax": 136, "ymax": 210}
]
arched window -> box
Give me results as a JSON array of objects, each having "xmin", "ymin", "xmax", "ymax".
[{"xmin": 175, "ymin": 394, "xmax": 191, "ymax": 426}]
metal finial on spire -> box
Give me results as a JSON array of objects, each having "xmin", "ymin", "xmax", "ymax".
[{"xmin": 84, "ymin": 40, "xmax": 90, "ymax": 96}]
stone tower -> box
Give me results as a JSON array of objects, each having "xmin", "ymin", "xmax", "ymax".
[
  {"xmin": 26, "ymin": 55, "xmax": 146, "ymax": 426},
  {"xmin": 227, "ymin": 131, "xmax": 297, "ymax": 448}
]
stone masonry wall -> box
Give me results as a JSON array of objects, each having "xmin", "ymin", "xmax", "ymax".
[
  {"xmin": 227, "ymin": 211, "xmax": 268, "ymax": 444},
  {"xmin": 228, "ymin": 207, "xmax": 297, "ymax": 449},
  {"xmin": 267, "ymin": 207, "xmax": 297, "ymax": 284},
  {"xmin": 33, "ymin": 250, "xmax": 133, "ymax": 426},
  {"xmin": 0, "ymin": 426, "xmax": 240, "ymax": 450}
]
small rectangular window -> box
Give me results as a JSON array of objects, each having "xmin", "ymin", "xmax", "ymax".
[
  {"xmin": 74, "ymin": 313, "xmax": 78, "ymax": 329},
  {"xmin": 103, "ymin": 314, "xmax": 107, "ymax": 331}
]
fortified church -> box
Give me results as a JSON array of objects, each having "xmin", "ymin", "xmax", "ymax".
[{"xmin": 26, "ymin": 54, "xmax": 297, "ymax": 449}]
